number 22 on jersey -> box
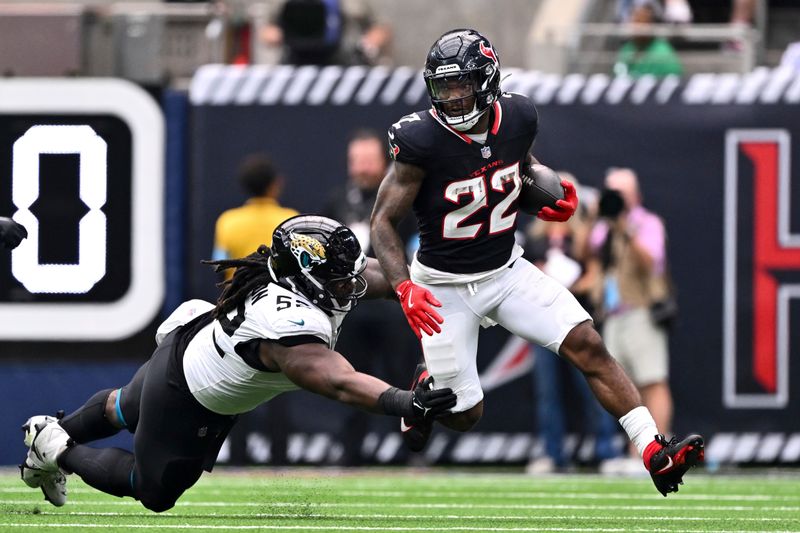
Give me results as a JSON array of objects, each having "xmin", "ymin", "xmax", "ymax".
[{"xmin": 443, "ymin": 161, "xmax": 521, "ymax": 239}]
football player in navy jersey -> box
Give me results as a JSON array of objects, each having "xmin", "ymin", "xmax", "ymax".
[
  {"xmin": 19, "ymin": 215, "xmax": 456, "ymax": 511},
  {"xmin": 371, "ymin": 29, "xmax": 703, "ymax": 496}
]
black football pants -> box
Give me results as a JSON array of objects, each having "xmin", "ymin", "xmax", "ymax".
[{"xmin": 59, "ymin": 330, "xmax": 236, "ymax": 512}]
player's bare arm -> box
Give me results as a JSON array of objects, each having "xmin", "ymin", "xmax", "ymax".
[
  {"xmin": 262, "ymin": 341, "xmax": 392, "ymax": 413},
  {"xmin": 262, "ymin": 340, "xmax": 456, "ymax": 417},
  {"xmin": 362, "ymin": 257, "xmax": 394, "ymax": 299},
  {"xmin": 371, "ymin": 161, "xmax": 443, "ymax": 337},
  {"xmin": 370, "ymin": 161, "xmax": 423, "ymax": 288}
]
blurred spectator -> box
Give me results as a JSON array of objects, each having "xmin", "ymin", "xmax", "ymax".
[
  {"xmin": 614, "ymin": 0, "xmax": 683, "ymax": 78},
  {"xmin": 323, "ymin": 129, "xmax": 415, "ymax": 255},
  {"xmin": 730, "ymin": 0, "xmax": 756, "ymax": 27},
  {"xmin": 212, "ymin": 153, "xmax": 298, "ymax": 277},
  {"xmin": 663, "ymin": 0, "xmax": 693, "ymax": 23},
  {"xmin": 723, "ymin": 0, "xmax": 757, "ymax": 53},
  {"xmin": 322, "ymin": 129, "xmax": 417, "ymax": 465},
  {"xmin": 618, "ymin": 0, "xmax": 692, "ymax": 24},
  {"xmin": 588, "ymin": 168, "xmax": 674, "ymax": 473},
  {"xmin": 259, "ymin": 0, "xmax": 392, "ymax": 65},
  {"xmin": 524, "ymin": 175, "xmax": 618, "ymax": 473}
]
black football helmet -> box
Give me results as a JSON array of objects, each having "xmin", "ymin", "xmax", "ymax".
[
  {"xmin": 424, "ymin": 29, "xmax": 502, "ymax": 132},
  {"xmin": 269, "ymin": 214, "xmax": 368, "ymax": 313}
]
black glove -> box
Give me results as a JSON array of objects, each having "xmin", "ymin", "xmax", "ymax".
[
  {"xmin": 379, "ymin": 376, "xmax": 458, "ymax": 420},
  {"xmin": 410, "ymin": 376, "xmax": 457, "ymax": 421},
  {"xmin": 0, "ymin": 217, "xmax": 27, "ymax": 250}
]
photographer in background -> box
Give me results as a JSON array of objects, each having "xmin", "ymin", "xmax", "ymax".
[
  {"xmin": 0, "ymin": 217, "xmax": 27, "ymax": 250},
  {"xmin": 524, "ymin": 175, "xmax": 619, "ymax": 473},
  {"xmin": 587, "ymin": 168, "xmax": 675, "ymax": 474}
]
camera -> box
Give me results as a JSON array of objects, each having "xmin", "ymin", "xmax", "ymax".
[{"xmin": 598, "ymin": 188, "xmax": 626, "ymax": 219}]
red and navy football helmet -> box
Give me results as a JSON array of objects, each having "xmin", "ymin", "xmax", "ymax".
[{"xmin": 423, "ymin": 29, "xmax": 501, "ymax": 132}]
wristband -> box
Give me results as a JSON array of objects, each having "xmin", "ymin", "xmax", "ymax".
[{"xmin": 378, "ymin": 387, "xmax": 414, "ymax": 418}]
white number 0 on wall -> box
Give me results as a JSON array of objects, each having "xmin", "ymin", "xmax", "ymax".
[{"xmin": 12, "ymin": 125, "xmax": 108, "ymax": 294}]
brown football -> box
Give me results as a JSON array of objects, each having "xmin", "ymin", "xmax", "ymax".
[{"xmin": 518, "ymin": 164, "xmax": 564, "ymax": 215}]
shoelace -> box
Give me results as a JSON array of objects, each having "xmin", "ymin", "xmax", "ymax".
[{"xmin": 655, "ymin": 434, "xmax": 678, "ymax": 449}]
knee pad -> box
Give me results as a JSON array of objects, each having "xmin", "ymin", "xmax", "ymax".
[
  {"xmin": 137, "ymin": 457, "xmax": 203, "ymax": 513},
  {"xmin": 140, "ymin": 494, "xmax": 177, "ymax": 514}
]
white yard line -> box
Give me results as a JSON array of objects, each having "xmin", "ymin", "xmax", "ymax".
[
  {"xmin": 2, "ymin": 487, "xmax": 796, "ymax": 502},
  {"xmin": 334, "ymin": 490, "xmax": 798, "ymax": 502},
  {"xmin": 14, "ymin": 511, "xmax": 795, "ymax": 523},
  {"xmin": 3, "ymin": 524, "xmax": 795, "ymax": 532},
  {"xmin": 2, "ymin": 500, "xmax": 798, "ymax": 512}
]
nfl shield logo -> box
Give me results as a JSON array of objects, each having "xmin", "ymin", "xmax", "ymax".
[{"xmin": 481, "ymin": 146, "xmax": 492, "ymax": 159}]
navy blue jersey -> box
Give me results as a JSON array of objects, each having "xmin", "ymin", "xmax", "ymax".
[{"xmin": 388, "ymin": 92, "xmax": 539, "ymax": 273}]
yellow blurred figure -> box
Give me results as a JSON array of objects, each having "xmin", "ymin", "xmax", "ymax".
[{"xmin": 212, "ymin": 154, "xmax": 298, "ymax": 278}]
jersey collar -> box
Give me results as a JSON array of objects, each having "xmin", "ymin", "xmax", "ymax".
[{"xmin": 428, "ymin": 100, "xmax": 503, "ymax": 145}]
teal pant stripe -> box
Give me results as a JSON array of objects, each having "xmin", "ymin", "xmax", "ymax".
[{"xmin": 114, "ymin": 388, "xmax": 128, "ymax": 428}]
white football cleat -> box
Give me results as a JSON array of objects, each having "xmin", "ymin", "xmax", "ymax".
[
  {"xmin": 20, "ymin": 415, "xmax": 70, "ymax": 507},
  {"xmin": 27, "ymin": 420, "xmax": 71, "ymax": 472},
  {"xmin": 22, "ymin": 415, "xmax": 58, "ymax": 448},
  {"xmin": 19, "ymin": 461, "xmax": 67, "ymax": 507}
]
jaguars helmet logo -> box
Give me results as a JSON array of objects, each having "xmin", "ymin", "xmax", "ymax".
[{"xmin": 288, "ymin": 233, "xmax": 327, "ymax": 271}]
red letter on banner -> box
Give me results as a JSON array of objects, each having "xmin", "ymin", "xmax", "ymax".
[{"xmin": 741, "ymin": 143, "xmax": 800, "ymax": 393}]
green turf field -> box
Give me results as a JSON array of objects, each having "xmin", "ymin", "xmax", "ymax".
[{"xmin": 1, "ymin": 467, "xmax": 799, "ymax": 532}]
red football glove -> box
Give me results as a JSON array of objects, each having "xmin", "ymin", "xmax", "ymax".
[
  {"xmin": 538, "ymin": 179, "xmax": 578, "ymax": 222},
  {"xmin": 395, "ymin": 280, "xmax": 443, "ymax": 339}
]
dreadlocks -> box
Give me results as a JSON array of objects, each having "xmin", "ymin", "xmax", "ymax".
[{"xmin": 202, "ymin": 245, "xmax": 274, "ymax": 318}]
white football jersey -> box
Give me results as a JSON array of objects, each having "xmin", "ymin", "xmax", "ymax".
[{"xmin": 164, "ymin": 283, "xmax": 347, "ymax": 415}]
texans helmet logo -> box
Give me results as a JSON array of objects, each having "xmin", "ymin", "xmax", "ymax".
[{"xmin": 479, "ymin": 41, "xmax": 498, "ymax": 65}]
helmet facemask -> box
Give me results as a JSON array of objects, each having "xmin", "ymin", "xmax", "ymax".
[{"xmin": 427, "ymin": 67, "xmax": 499, "ymax": 131}]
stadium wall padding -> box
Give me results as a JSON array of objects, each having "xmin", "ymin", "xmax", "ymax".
[{"xmin": 1, "ymin": 67, "xmax": 799, "ymax": 466}]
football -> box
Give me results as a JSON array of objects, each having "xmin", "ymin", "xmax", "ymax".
[{"xmin": 518, "ymin": 164, "xmax": 565, "ymax": 215}]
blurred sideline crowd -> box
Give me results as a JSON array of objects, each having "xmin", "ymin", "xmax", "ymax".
[{"xmin": 2, "ymin": 0, "xmax": 800, "ymax": 79}]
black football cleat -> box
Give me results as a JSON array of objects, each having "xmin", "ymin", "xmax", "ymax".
[
  {"xmin": 645, "ymin": 433, "xmax": 705, "ymax": 497},
  {"xmin": 400, "ymin": 363, "xmax": 433, "ymax": 452}
]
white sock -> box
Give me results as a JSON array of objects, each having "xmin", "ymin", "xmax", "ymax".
[{"xmin": 619, "ymin": 406, "xmax": 659, "ymax": 456}]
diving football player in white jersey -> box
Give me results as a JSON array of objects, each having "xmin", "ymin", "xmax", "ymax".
[{"xmin": 19, "ymin": 215, "xmax": 456, "ymax": 511}]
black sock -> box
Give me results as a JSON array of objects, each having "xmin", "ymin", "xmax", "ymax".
[
  {"xmin": 59, "ymin": 389, "xmax": 120, "ymax": 444},
  {"xmin": 58, "ymin": 445, "xmax": 135, "ymax": 498}
]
